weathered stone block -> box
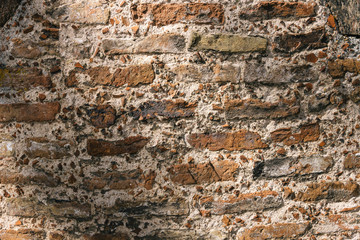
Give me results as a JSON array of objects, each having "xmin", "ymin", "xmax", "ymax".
[{"xmin": 189, "ymin": 33, "xmax": 267, "ymax": 53}]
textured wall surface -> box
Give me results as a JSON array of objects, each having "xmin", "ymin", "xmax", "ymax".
[{"xmin": 0, "ymin": 0, "xmax": 360, "ymax": 239}]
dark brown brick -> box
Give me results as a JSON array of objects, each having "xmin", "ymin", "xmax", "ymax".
[
  {"xmin": 0, "ymin": 0, "xmax": 21, "ymax": 27},
  {"xmin": 0, "ymin": 229, "xmax": 46, "ymax": 240},
  {"xmin": 6, "ymin": 198, "xmax": 91, "ymax": 218},
  {"xmin": 87, "ymin": 136, "xmax": 149, "ymax": 157},
  {"xmin": 87, "ymin": 105, "xmax": 116, "ymax": 128},
  {"xmin": 274, "ymin": 27, "xmax": 327, "ymax": 53},
  {"xmin": 25, "ymin": 138, "xmax": 71, "ymax": 159},
  {"xmin": 130, "ymin": 99, "xmax": 196, "ymax": 120},
  {"xmin": 328, "ymin": 58, "xmax": 360, "ymax": 78},
  {"xmin": 295, "ymin": 181, "xmax": 360, "ymax": 202},
  {"xmin": 201, "ymin": 191, "xmax": 283, "ymax": 215},
  {"xmin": 238, "ymin": 222, "xmax": 309, "ymax": 240},
  {"xmin": 271, "ymin": 123, "xmax": 320, "ymax": 145},
  {"xmin": 0, "ymin": 67, "xmax": 51, "ymax": 90},
  {"xmin": 239, "ymin": 1, "xmax": 316, "ymax": 21},
  {"xmin": 344, "ymin": 153, "xmax": 360, "ymax": 169},
  {"xmin": 83, "ymin": 233, "xmax": 130, "ymax": 240},
  {"xmin": 0, "ymin": 168, "xmax": 58, "ymax": 187},
  {"xmin": 0, "ymin": 102, "xmax": 60, "ymax": 122},
  {"xmin": 221, "ymin": 96, "xmax": 300, "ymax": 120},
  {"xmin": 11, "ymin": 40, "xmax": 41, "ymax": 59},
  {"xmin": 131, "ymin": 3, "xmax": 224, "ymax": 26},
  {"xmin": 187, "ymin": 130, "xmax": 268, "ymax": 151}
]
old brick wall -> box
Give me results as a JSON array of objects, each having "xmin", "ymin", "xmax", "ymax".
[{"xmin": 0, "ymin": 0, "xmax": 360, "ymax": 239}]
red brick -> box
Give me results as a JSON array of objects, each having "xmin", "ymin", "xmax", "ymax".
[
  {"xmin": 221, "ymin": 97, "xmax": 299, "ymax": 120},
  {"xmin": 85, "ymin": 65, "xmax": 154, "ymax": 87},
  {"xmin": 239, "ymin": 1, "xmax": 316, "ymax": 21},
  {"xmin": 0, "ymin": 102, "xmax": 60, "ymax": 122},
  {"xmin": 0, "ymin": 67, "xmax": 51, "ymax": 90},
  {"xmin": 131, "ymin": 3, "xmax": 224, "ymax": 26},
  {"xmin": 130, "ymin": 99, "xmax": 196, "ymax": 120},
  {"xmin": 87, "ymin": 136, "xmax": 149, "ymax": 157},
  {"xmin": 187, "ymin": 130, "xmax": 268, "ymax": 151},
  {"xmin": 271, "ymin": 123, "xmax": 320, "ymax": 145},
  {"xmin": 274, "ymin": 27, "xmax": 327, "ymax": 53},
  {"xmin": 25, "ymin": 138, "xmax": 72, "ymax": 159},
  {"xmin": 168, "ymin": 161, "xmax": 239, "ymax": 185},
  {"xmin": 112, "ymin": 64, "xmax": 155, "ymax": 87},
  {"xmin": 295, "ymin": 181, "xmax": 360, "ymax": 202},
  {"xmin": 0, "ymin": 229, "xmax": 46, "ymax": 240},
  {"xmin": 238, "ymin": 222, "xmax": 309, "ymax": 240}
]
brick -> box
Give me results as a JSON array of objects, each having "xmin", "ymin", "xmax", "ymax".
[
  {"xmin": 0, "ymin": 229, "xmax": 46, "ymax": 240},
  {"xmin": 189, "ymin": 33, "xmax": 267, "ymax": 53},
  {"xmin": 244, "ymin": 61, "xmax": 318, "ymax": 84},
  {"xmin": 87, "ymin": 136, "xmax": 149, "ymax": 157},
  {"xmin": 52, "ymin": 0, "xmax": 110, "ymax": 24},
  {"xmin": 238, "ymin": 222, "xmax": 309, "ymax": 240},
  {"xmin": 328, "ymin": 0, "xmax": 360, "ymax": 35},
  {"xmin": 0, "ymin": 0, "xmax": 21, "ymax": 27},
  {"xmin": 0, "ymin": 167, "xmax": 59, "ymax": 187},
  {"xmin": 344, "ymin": 153, "xmax": 360, "ymax": 169},
  {"xmin": 169, "ymin": 161, "xmax": 239, "ymax": 185},
  {"xmin": 351, "ymin": 87, "xmax": 360, "ymax": 103},
  {"xmin": 131, "ymin": 3, "xmax": 224, "ymax": 26},
  {"xmin": 103, "ymin": 34, "xmax": 185, "ymax": 54},
  {"xmin": 87, "ymin": 105, "xmax": 116, "ymax": 128},
  {"xmin": 140, "ymin": 230, "xmax": 200, "ymax": 240},
  {"xmin": 130, "ymin": 99, "xmax": 196, "ymax": 120},
  {"xmin": 274, "ymin": 27, "xmax": 327, "ymax": 53},
  {"xmin": 187, "ymin": 130, "xmax": 268, "ymax": 151},
  {"xmin": 25, "ymin": 138, "xmax": 71, "ymax": 159},
  {"xmin": 253, "ymin": 155, "xmax": 333, "ymax": 179},
  {"xmin": 107, "ymin": 169, "xmax": 143, "ymax": 190},
  {"xmin": 48, "ymin": 201, "xmax": 91, "ymax": 218},
  {"xmin": 295, "ymin": 181, "xmax": 360, "ymax": 202},
  {"xmin": 6, "ymin": 198, "xmax": 91, "ymax": 218},
  {"xmin": 0, "ymin": 134, "xmax": 14, "ymax": 157},
  {"xmin": 112, "ymin": 64, "xmax": 155, "ymax": 87},
  {"xmin": 69, "ymin": 65, "xmax": 155, "ymax": 87},
  {"xmin": 0, "ymin": 67, "xmax": 52, "ymax": 90},
  {"xmin": 221, "ymin": 97, "xmax": 300, "ymax": 120},
  {"xmin": 328, "ymin": 58, "xmax": 360, "ymax": 78},
  {"xmin": 206, "ymin": 191, "xmax": 283, "ymax": 215},
  {"xmin": 109, "ymin": 198, "xmax": 189, "ymax": 216},
  {"xmin": 213, "ymin": 64, "xmax": 241, "ymax": 83},
  {"xmin": 239, "ymin": 1, "xmax": 316, "ymax": 21},
  {"xmin": 212, "ymin": 160, "xmax": 239, "ymax": 181},
  {"xmin": 271, "ymin": 123, "xmax": 320, "ymax": 145},
  {"xmin": 11, "ymin": 40, "xmax": 41, "ymax": 59},
  {"xmin": 83, "ymin": 233, "xmax": 130, "ymax": 240},
  {"xmin": 0, "ymin": 102, "xmax": 60, "ymax": 122},
  {"xmin": 308, "ymin": 90, "xmax": 347, "ymax": 112}
]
